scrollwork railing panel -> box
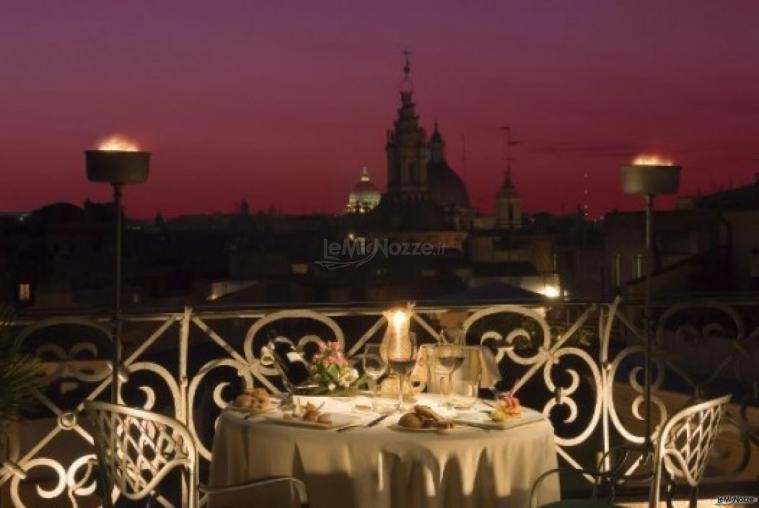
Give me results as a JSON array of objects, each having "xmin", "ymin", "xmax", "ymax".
[{"xmin": 1, "ymin": 300, "xmax": 756, "ymax": 505}]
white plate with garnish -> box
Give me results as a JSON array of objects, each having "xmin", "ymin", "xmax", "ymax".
[
  {"xmin": 263, "ymin": 412, "xmax": 360, "ymax": 430},
  {"xmin": 388, "ymin": 423, "xmax": 452, "ymax": 433}
]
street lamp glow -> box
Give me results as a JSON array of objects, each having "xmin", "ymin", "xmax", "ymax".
[{"xmin": 542, "ymin": 285, "xmax": 560, "ymax": 299}]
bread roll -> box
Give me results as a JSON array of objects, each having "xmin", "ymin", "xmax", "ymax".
[
  {"xmin": 234, "ymin": 394, "xmax": 253, "ymax": 409},
  {"xmin": 414, "ymin": 405, "xmax": 444, "ymax": 422},
  {"xmin": 398, "ymin": 413, "xmax": 423, "ymax": 428}
]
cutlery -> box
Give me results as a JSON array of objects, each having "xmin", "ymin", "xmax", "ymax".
[
  {"xmin": 451, "ymin": 419, "xmax": 497, "ymax": 431},
  {"xmin": 366, "ymin": 414, "xmax": 389, "ymax": 427},
  {"xmin": 336, "ymin": 414, "xmax": 388, "ymax": 432}
]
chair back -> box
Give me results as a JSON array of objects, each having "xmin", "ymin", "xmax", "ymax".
[
  {"xmin": 84, "ymin": 401, "xmax": 199, "ymax": 508},
  {"xmin": 651, "ymin": 394, "xmax": 730, "ymax": 506}
]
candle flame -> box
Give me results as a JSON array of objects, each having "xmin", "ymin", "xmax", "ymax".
[
  {"xmin": 391, "ymin": 309, "xmax": 410, "ymax": 337},
  {"xmin": 632, "ymin": 154, "xmax": 673, "ymax": 166},
  {"xmin": 97, "ymin": 134, "xmax": 139, "ymax": 152}
]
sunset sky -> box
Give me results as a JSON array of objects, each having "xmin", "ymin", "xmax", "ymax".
[{"xmin": 2, "ymin": 0, "xmax": 758, "ymax": 218}]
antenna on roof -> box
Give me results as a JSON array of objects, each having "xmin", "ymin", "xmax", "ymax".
[
  {"xmin": 461, "ymin": 135, "xmax": 468, "ymax": 181},
  {"xmin": 500, "ymin": 126, "xmax": 519, "ymax": 183}
]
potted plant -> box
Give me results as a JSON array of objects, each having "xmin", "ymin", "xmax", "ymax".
[{"xmin": 0, "ymin": 304, "xmax": 44, "ymax": 463}]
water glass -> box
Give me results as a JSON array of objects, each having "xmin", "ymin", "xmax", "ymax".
[
  {"xmin": 363, "ymin": 345, "xmax": 390, "ymax": 412},
  {"xmin": 449, "ymin": 377, "xmax": 479, "ymax": 410},
  {"xmin": 434, "ymin": 344, "xmax": 466, "ymax": 405},
  {"xmin": 387, "ymin": 333, "xmax": 418, "ymax": 412}
]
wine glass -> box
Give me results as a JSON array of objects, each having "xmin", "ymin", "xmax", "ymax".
[
  {"xmin": 387, "ymin": 332, "xmax": 418, "ymax": 412},
  {"xmin": 362, "ymin": 344, "xmax": 388, "ymax": 411},
  {"xmin": 435, "ymin": 344, "xmax": 466, "ymax": 406}
]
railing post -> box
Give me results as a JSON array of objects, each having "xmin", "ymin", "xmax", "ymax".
[
  {"xmin": 179, "ymin": 306, "xmax": 192, "ymax": 507},
  {"xmin": 179, "ymin": 307, "xmax": 192, "ymax": 425},
  {"xmin": 598, "ymin": 304, "xmax": 611, "ymax": 473}
]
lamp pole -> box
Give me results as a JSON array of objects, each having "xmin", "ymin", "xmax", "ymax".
[
  {"xmin": 643, "ymin": 193, "xmax": 654, "ymax": 446},
  {"xmin": 621, "ymin": 160, "xmax": 680, "ymax": 451},
  {"xmin": 112, "ymin": 183, "xmax": 123, "ymax": 403},
  {"xmin": 86, "ymin": 143, "xmax": 150, "ymax": 403}
]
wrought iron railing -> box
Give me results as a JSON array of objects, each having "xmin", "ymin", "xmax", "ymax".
[{"xmin": 1, "ymin": 298, "xmax": 757, "ymax": 506}]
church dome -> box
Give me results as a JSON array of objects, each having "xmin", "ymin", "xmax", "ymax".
[
  {"xmin": 345, "ymin": 168, "xmax": 381, "ymax": 213},
  {"xmin": 426, "ymin": 123, "xmax": 469, "ymax": 209},
  {"xmin": 427, "ymin": 160, "xmax": 470, "ymax": 209}
]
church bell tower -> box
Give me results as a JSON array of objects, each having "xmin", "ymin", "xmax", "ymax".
[{"xmin": 385, "ymin": 50, "xmax": 429, "ymax": 199}]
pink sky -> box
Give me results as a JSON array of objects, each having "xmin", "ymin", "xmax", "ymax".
[{"xmin": 1, "ymin": 0, "xmax": 758, "ymax": 218}]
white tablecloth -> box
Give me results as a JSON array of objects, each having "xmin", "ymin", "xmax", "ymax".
[{"xmin": 210, "ymin": 395, "xmax": 559, "ymax": 508}]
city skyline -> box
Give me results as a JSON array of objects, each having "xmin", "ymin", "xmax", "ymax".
[{"xmin": 2, "ymin": 0, "xmax": 758, "ymax": 219}]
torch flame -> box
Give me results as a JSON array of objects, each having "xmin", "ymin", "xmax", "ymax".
[
  {"xmin": 97, "ymin": 134, "xmax": 139, "ymax": 152},
  {"xmin": 632, "ymin": 154, "xmax": 673, "ymax": 166}
]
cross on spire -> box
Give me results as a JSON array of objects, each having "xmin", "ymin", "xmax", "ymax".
[{"xmin": 401, "ymin": 48, "xmax": 413, "ymax": 92}]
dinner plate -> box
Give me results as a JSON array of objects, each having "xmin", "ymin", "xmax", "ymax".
[
  {"xmin": 452, "ymin": 411, "xmax": 544, "ymax": 430},
  {"xmin": 262, "ymin": 412, "xmax": 360, "ymax": 430},
  {"xmin": 388, "ymin": 423, "xmax": 451, "ymax": 433},
  {"xmin": 226, "ymin": 404, "xmax": 275, "ymax": 417}
]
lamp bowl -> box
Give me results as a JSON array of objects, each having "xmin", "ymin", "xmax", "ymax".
[
  {"xmin": 85, "ymin": 150, "xmax": 150, "ymax": 184},
  {"xmin": 621, "ymin": 164, "xmax": 681, "ymax": 195}
]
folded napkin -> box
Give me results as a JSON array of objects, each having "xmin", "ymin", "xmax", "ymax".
[{"xmin": 416, "ymin": 344, "xmax": 502, "ymax": 392}]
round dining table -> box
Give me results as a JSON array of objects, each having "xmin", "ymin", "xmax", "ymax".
[{"xmin": 209, "ymin": 394, "xmax": 559, "ymax": 508}]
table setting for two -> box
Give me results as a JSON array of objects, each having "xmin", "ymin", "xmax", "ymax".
[
  {"xmin": 209, "ymin": 322, "xmax": 561, "ymax": 508},
  {"xmin": 226, "ymin": 388, "xmax": 542, "ymax": 435}
]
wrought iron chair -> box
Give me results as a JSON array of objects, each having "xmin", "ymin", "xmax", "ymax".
[
  {"xmin": 530, "ymin": 394, "xmax": 731, "ymax": 508},
  {"xmin": 84, "ymin": 401, "xmax": 308, "ymax": 508}
]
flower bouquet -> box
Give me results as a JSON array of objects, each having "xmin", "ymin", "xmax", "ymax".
[{"xmin": 308, "ymin": 341, "xmax": 367, "ymax": 395}]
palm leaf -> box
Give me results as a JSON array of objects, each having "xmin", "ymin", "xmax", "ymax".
[{"xmin": 0, "ymin": 304, "xmax": 45, "ymax": 427}]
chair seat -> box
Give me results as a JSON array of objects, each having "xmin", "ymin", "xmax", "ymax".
[{"xmin": 541, "ymin": 500, "xmax": 624, "ymax": 508}]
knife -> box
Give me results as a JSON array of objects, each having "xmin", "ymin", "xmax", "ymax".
[
  {"xmin": 366, "ymin": 414, "xmax": 389, "ymax": 427},
  {"xmin": 336, "ymin": 413, "xmax": 388, "ymax": 432}
]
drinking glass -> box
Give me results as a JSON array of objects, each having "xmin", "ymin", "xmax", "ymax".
[
  {"xmin": 387, "ymin": 333, "xmax": 418, "ymax": 412},
  {"xmin": 362, "ymin": 344, "xmax": 388, "ymax": 411},
  {"xmin": 434, "ymin": 344, "xmax": 466, "ymax": 406},
  {"xmin": 440, "ymin": 326, "xmax": 465, "ymax": 345},
  {"xmin": 450, "ymin": 376, "xmax": 479, "ymax": 410}
]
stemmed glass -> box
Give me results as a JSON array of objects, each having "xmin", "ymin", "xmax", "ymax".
[
  {"xmin": 387, "ymin": 332, "xmax": 418, "ymax": 412},
  {"xmin": 362, "ymin": 345, "xmax": 388, "ymax": 412},
  {"xmin": 435, "ymin": 344, "xmax": 466, "ymax": 406}
]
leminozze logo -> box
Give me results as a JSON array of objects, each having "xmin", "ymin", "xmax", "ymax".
[
  {"xmin": 716, "ymin": 495, "xmax": 758, "ymax": 506},
  {"xmin": 315, "ymin": 238, "xmax": 445, "ymax": 270}
]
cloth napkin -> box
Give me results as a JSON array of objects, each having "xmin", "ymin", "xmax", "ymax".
[{"xmin": 414, "ymin": 344, "xmax": 502, "ymax": 391}]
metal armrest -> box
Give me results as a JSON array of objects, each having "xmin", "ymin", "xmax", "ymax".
[
  {"xmin": 596, "ymin": 443, "xmax": 653, "ymax": 484},
  {"xmin": 199, "ymin": 477, "xmax": 308, "ymax": 507}
]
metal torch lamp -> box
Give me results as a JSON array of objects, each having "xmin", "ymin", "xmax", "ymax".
[
  {"xmin": 85, "ymin": 145, "xmax": 150, "ymax": 403},
  {"xmin": 621, "ymin": 160, "xmax": 680, "ymax": 450}
]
